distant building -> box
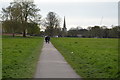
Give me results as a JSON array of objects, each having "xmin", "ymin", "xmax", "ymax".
[{"xmin": 62, "ymin": 16, "xmax": 67, "ymax": 37}]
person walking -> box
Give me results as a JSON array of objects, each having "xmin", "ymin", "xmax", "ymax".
[{"xmin": 45, "ymin": 36, "xmax": 50, "ymax": 43}]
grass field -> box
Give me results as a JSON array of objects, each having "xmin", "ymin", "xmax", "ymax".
[
  {"xmin": 51, "ymin": 38, "xmax": 118, "ymax": 78},
  {"xmin": 2, "ymin": 36, "xmax": 43, "ymax": 78}
]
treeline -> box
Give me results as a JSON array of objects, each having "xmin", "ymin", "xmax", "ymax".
[
  {"xmin": 1, "ymin": 1, "xmax": 41, "ymax": 37},
  {"xmin": 1, "ymin": 1, "xmax": 119, "ymax": 38},
  {"xmin": 1, "ymin": 1, "xmax": 62, "ymax": 37},
  {"xmin": 67, "ymin": 26, "xmax": 120, "ymax": 38}
]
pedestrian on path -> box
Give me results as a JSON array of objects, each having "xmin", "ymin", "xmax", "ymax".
[{"xmin": 45, "ymin": 36, "xmax": 50, "ymax": 43}]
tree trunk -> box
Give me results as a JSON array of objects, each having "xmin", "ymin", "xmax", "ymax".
[
  {"xmin": 12, "ymin": 27, "xmax": 15, "ymax": 37},
  {"xmin": 12, "ymin": 33, "xmax": 15, "ymax": 37},
  {"xmin": 23, "ymin": 29, "xmax": 26, "ymax": 37}
]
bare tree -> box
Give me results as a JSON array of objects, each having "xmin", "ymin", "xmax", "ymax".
[
  {"xmin": 1, "ymin": 1, "xmax": 41, "ymax": 37},
  {"xmin": 18, "ymin": 1, "xmax": 40, "ymax": 37},
  {"xmin": 1, "ymin": 2, "xmax": 22, "ymax": 37},
  {"xmin": 44, "ymin": 12, "xmax": 61, "ymax": 37}
]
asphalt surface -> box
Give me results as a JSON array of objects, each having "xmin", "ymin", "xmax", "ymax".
[{"xmin": 34, "ymin": 42, "xmax": 80, "ymax": 78}]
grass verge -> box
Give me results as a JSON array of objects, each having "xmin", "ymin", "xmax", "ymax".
[
  {"xmin": 2, "ymin": 36, "xmax": 43, "ymax": 78},
  {"xmin": 51, "ymin": 38, "xmax": 118, "ymax": 78}
]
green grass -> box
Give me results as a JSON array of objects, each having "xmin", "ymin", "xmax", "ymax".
[
  {"xmin": 51, "ymin": 38, "xmax": 118, "ymax": 78},
  {"xmin": 2, "ymin": 36, "xmax": 43, "ymax": 78}
]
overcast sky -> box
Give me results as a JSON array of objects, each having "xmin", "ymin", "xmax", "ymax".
[{"xmin": 0, "ymin": 0, "xmax": 119, "ymax": 30}]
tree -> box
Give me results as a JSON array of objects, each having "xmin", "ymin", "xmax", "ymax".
[
  {"xmin": 89, "ymin": 26, "xmax": 102, "ymax": 38},
  {"xmin": 67, "ymin": 27, "xmax": 88, "ymax": 37},
  {"xmin": 44, "ymin": 12, "xmax": 61, "ymax": 37},
  {"xmin": 101, "ymin": 26, "xmax": 109, "ymax": 38},
  {"xmin": 1, "ymin": 3, "xmax": 22, "ymax": 37},
  {"xmin": 18, "ymin": 1, "xmax": 41, "ymax": 37},
  {"xmin": 27, "ymin": 22, "xmax": 40, "ymax": 36},
  {"xmin": 108, "ymin": 26, "xmax": 120, "ymax": 38},
  {"xmin": 2, "ymin": 20, "xmax": 21, "ymax": 37},
  {"xmin": 1, "ymin": 1, "xmax": 41, "ymax": 37}
]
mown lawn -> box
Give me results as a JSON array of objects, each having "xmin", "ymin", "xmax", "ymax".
[
  {"xmin": 51, "ymin": 38, "xmax": 118, "ymax": 78},
  {"xmin": 2, "ymin": 36, "xmax": 43, "ymax": 78}
]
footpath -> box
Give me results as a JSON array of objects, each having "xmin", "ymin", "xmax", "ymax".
[{"xmin": 34, "ymin": 42, "xmax": 80, "ymax": 78}]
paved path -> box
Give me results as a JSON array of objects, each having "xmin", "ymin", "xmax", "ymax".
[{"xmin": 34, "ymin": 42, "xmax": 80, "ymax": 78}]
